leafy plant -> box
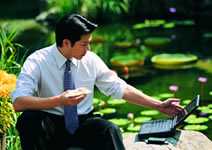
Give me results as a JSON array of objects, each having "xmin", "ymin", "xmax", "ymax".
[
  {"xmin": 0, "ymin": 25, "xmax": 23, "ymax": 73},
  {"xmin": 80, "ymin": 0, "xmax": 130, "ymax": 22},
  {"xmin": 0, "ymin": 70, "xmax": 17, "ymax": 135},
  {"xmin": 6, "ymin": 123, "xmax": 21, "ymax": 150},
  {"xmin": 46, "ymin": 0, "xmax": 82, "ymax": 16}
]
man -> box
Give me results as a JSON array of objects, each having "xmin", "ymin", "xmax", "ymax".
[{"xmin": 12, "ymin": 14, "xmax": 184, "ymax": 150}]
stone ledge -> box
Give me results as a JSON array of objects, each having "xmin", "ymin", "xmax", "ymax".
[{"xmin": 123, "ymin": 130, "xmax": 212, "ymax": 150}]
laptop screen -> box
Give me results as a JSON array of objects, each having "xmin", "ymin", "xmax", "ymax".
[{"xmin": 174, "ymin": 95, "xmax": 200, "ymax": 126}]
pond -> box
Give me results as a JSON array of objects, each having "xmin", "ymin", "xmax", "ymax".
[{"xmin": 91, "ymin": 20, "xmax": 212, "ymax": 139}]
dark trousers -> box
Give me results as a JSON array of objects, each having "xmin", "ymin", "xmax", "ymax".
[{"xmin": 16, "ymin": 110, "xmax": 125, "ymax": 150}]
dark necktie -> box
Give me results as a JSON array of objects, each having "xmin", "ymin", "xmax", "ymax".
[{"xmin": 64, "ymin": 60, "xmax": 79, "ymax": 134}]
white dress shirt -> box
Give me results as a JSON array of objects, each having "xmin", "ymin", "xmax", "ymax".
[{"xmin": 12, "ymin": 44, "xmax": 127, "ymax": 115}]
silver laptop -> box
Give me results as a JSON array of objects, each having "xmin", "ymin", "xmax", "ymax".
[{"xmin": 138, "ymin": 95, "xmax": 200, "ymax": 139}]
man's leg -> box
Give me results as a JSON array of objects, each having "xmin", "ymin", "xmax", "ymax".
[
  {"xmin": 16, "ymin": 110, "xmax": 73, "ymax": 150},
  {"xmin": 75, "ymin": 117, "xmax": 125, "ymax": 150}
]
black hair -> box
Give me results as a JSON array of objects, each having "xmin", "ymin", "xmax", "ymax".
[{"xmin": 55, "ymin": 14, "xmax": 98, "ymax": 47}]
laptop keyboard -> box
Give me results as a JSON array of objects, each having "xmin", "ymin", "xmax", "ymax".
[{"xmin": 140, "ymin": 119, "xmax": 173, "ymax": 134}]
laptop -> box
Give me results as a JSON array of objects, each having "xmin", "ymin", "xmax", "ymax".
[{"xmin": 138, "ymin": 95, "xmax": 200, "ymax": 139}]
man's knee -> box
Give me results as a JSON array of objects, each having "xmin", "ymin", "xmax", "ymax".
[{"xmin": 16, "ymin": 111, "xmax": 45, "ymax": 134}]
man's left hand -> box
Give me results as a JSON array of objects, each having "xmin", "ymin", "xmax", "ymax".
[{"xmin": 158, "ymin": 98, "xmax": 185, "ymax": 117}]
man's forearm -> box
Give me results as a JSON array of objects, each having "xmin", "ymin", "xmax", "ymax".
[
  {"xmin": 123, "ymin": 85, "xmax": 162, "ymax": 110},
  {"xmin": 13, "ymin": 96, "xmax": 61, "ymax": 112}
]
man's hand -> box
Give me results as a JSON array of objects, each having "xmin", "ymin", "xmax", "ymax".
[
  {"xmin": 59, "ymin": 91, "xmax": 86, "ymax": 106},
  {"xmin": 158, "ymin": 98, "xmax": 185, "ymax": 117}
]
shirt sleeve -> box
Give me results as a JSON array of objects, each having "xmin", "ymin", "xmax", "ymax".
[
  {"xmin": 11, "ymin": 55, "xmax": 40, "ymax": 103},
  {"xmin": 93, "ymin": 53, "xmax": 127, "ymax": 99}
]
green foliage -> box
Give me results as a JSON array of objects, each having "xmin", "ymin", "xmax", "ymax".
[
  {"xmin": 0, "ymin": 98, "xmax": 16, "ymax": 135},
  {"xmin": 82, "ymin": 0, "xmax": 129, "ymax": 19},
  {"xmin": 0, "ymin": 25, "xmax": 22, "ymax": 73},
  {"xmin": 46, "ymin": 0, "xmax": 82, "ymax": 16},
  {"xmin": 6, "ymin": 123, "xmax": 21, "ymax": 150},
  {"xmin": 45, "ymin": 0, "xmax": 130, "ymax": 23}
]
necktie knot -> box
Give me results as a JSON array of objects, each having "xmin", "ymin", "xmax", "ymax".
[{"xmin": 65, "ymin": 59, "xmax": 71, "ymax": 70}]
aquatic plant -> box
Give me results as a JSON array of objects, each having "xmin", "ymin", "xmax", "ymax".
[
  {"xmin": 134, "ymin": 116, "xmax": 152, "ymax": 124},
  {"xmin": 107, "ymin": 99, "xmax": 126, "ymax": 107},
  {"xmin": 140, "ymin": 110, "xmax": 160, "ymax": 116},
  {"xmin": 109, "ymin": 118, "xmax": 129, "ymax": 128},
  {"xmin": 198, "ymin": 76, "xmax": 208, "ymax": 99},
  {"xmin": 127, "ymin": 124, "xmax": 140, "ymax": 132},
  {"xmin": 183, "ymin": 125, "xmax": 208, "ymax": 131},
  {"xmin": 127, "ymin": 112, "xmax": 134, "ymax": 122},
  {"xmin": 169, "ymin": 84, "xmax": 179, "ymax": 97}
]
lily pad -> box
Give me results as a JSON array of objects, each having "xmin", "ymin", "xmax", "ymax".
[
  {"xmin": 182, "ymin": 99, "xmax": 191, "ymax": 105},
  {"xmin": 99, "ymin": 108, "xmax": 116, "ymax": 114},
  {"xmin": 163, "ymin": 22, "xmax": 175, "ymax": 29},
  {"xmin": 134, "ymin": 117, "xmax": 152, "ymax": 124},
  {"xmin": 183, "ymin": 125, "xmax": 208, "ymax": 131},
  {"xmin": 195, "ymin": 59, "xmax": 212, "ymax": 74},
  {"xmin": 209, "ymin": 115, "xmax": 212, "ymax": 120},
  {"xmin": 208, "ymin": 104, "xmax": 212, "ymax": 109},
  {"xmin": 93, "ymin": 111, "xmax": 104, "ymax": 117},
  {"xmin": 113, "ymin": 41, "xmax": 133, "ymax": 48},
  {"xmin": 186, "ymin": 114, "xmax": 197, "ymax": 119},
  {"xmin": 151, "ymin": 53, "xmax": 198, "ymax": 70},
  {"xmin": 201, "ymin": 109, "xmax": 212, "ymax": 114},
  {"xmin": 203, "ymin": 32, "xmax": 212, "ymax": 38},
  {"xmin": 209, "ymin": 91, "xmax": 212, "ymax": 96},
  {"xmin": 109, "ymin": 118, "xmax": 129, "ymax": 127},
  {"xmin": 158, "ymin": 93, "xmax": 174, "ymax": 99},
  {"xmin": 133, "ymin": 20, "xmax": 165, "ymax": 29},
  {"xmin": 144, "ymin": 37, "xmax": 171, "ymax": 48},
  {"xmin": 185, "ymin": 117, "xmax": 209, "ymax": 124},
  {"xmin": 140, "ymin": 110, "xmax": 160, "ymax": 116},
  {"xmin": 175, "ymin": 20, "xmax": 195, "ymax": 26},
  {"xmin": 93, "ymin": 98, "xmax": 100, "ymax": 105},
  {"xmin": 151, "ymin": 53, "xmax": 198, "ymax": 65},
  {"xmin": 110, "ymin": 54, "xmax": 144, "ymax": 67},
  {"xmin": 107, "ymin": 99, "xmax": 126, "ymax": 106},
  {"xmin": 198, "ymin": 106, "xmax": 210, "ymax": 111},
  {"xmin": 127, "ymin": 124, "xmax": 141, "ymax": 132},
  {"xmin": 153, "ymin": 63, "xmax": 196, "ymax": 70}
]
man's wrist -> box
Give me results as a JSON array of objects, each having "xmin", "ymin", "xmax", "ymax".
[
  {"xmin": 152, "ymin": 100, "xmax": 162, "ymax": 110},
  {"xmin": 49, "ymin": 95, "xmax": 63, "ymax": 107}
]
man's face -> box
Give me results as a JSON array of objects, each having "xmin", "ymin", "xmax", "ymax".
[{"xmin": 64, "ymin": 34, "xmax": 92, "ymax": 59}]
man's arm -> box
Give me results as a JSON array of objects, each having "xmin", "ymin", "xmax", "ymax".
[
  {"xmin": 13, "ymin": 93, "xmax": 86, "ymax": 112},
  {"xmin": 123, "ymin": 85, "xmax": 184, "ymax": 117}
]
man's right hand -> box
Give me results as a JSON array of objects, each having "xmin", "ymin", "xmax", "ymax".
[{"xmin": 59, "ymin": 90, "xmax": 87, "ymax": 106}]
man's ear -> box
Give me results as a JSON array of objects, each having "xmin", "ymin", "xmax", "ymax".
[{"xmin": 62, "ymin": 39, "xmax": 72, "ymax": 47}]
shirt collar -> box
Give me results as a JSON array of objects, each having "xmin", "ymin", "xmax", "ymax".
[{"xmin": 52, "ymin": 44, "xmax": 78, "ymax": 69}]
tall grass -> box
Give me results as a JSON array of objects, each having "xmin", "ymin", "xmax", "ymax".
[
  {"xmin": 6, "ymin": 115, "xmax": 21, "ymax": 150},
  {"xmin": 0, "ymin": 24, "xmax": 23, "ymax": 74}
]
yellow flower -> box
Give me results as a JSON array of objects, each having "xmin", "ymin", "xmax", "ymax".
[
  {"xmin": 0, "ymin": 69, "xmax": 17, "ymax": 134},
  {"xmin": 0, "ymin": 70, "xmax": 16, "ymax": 98}
]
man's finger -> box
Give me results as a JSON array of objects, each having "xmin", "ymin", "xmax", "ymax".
[{"xmin": 74, "ymin": 94, "xmax": 86, "ymax": 101}]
